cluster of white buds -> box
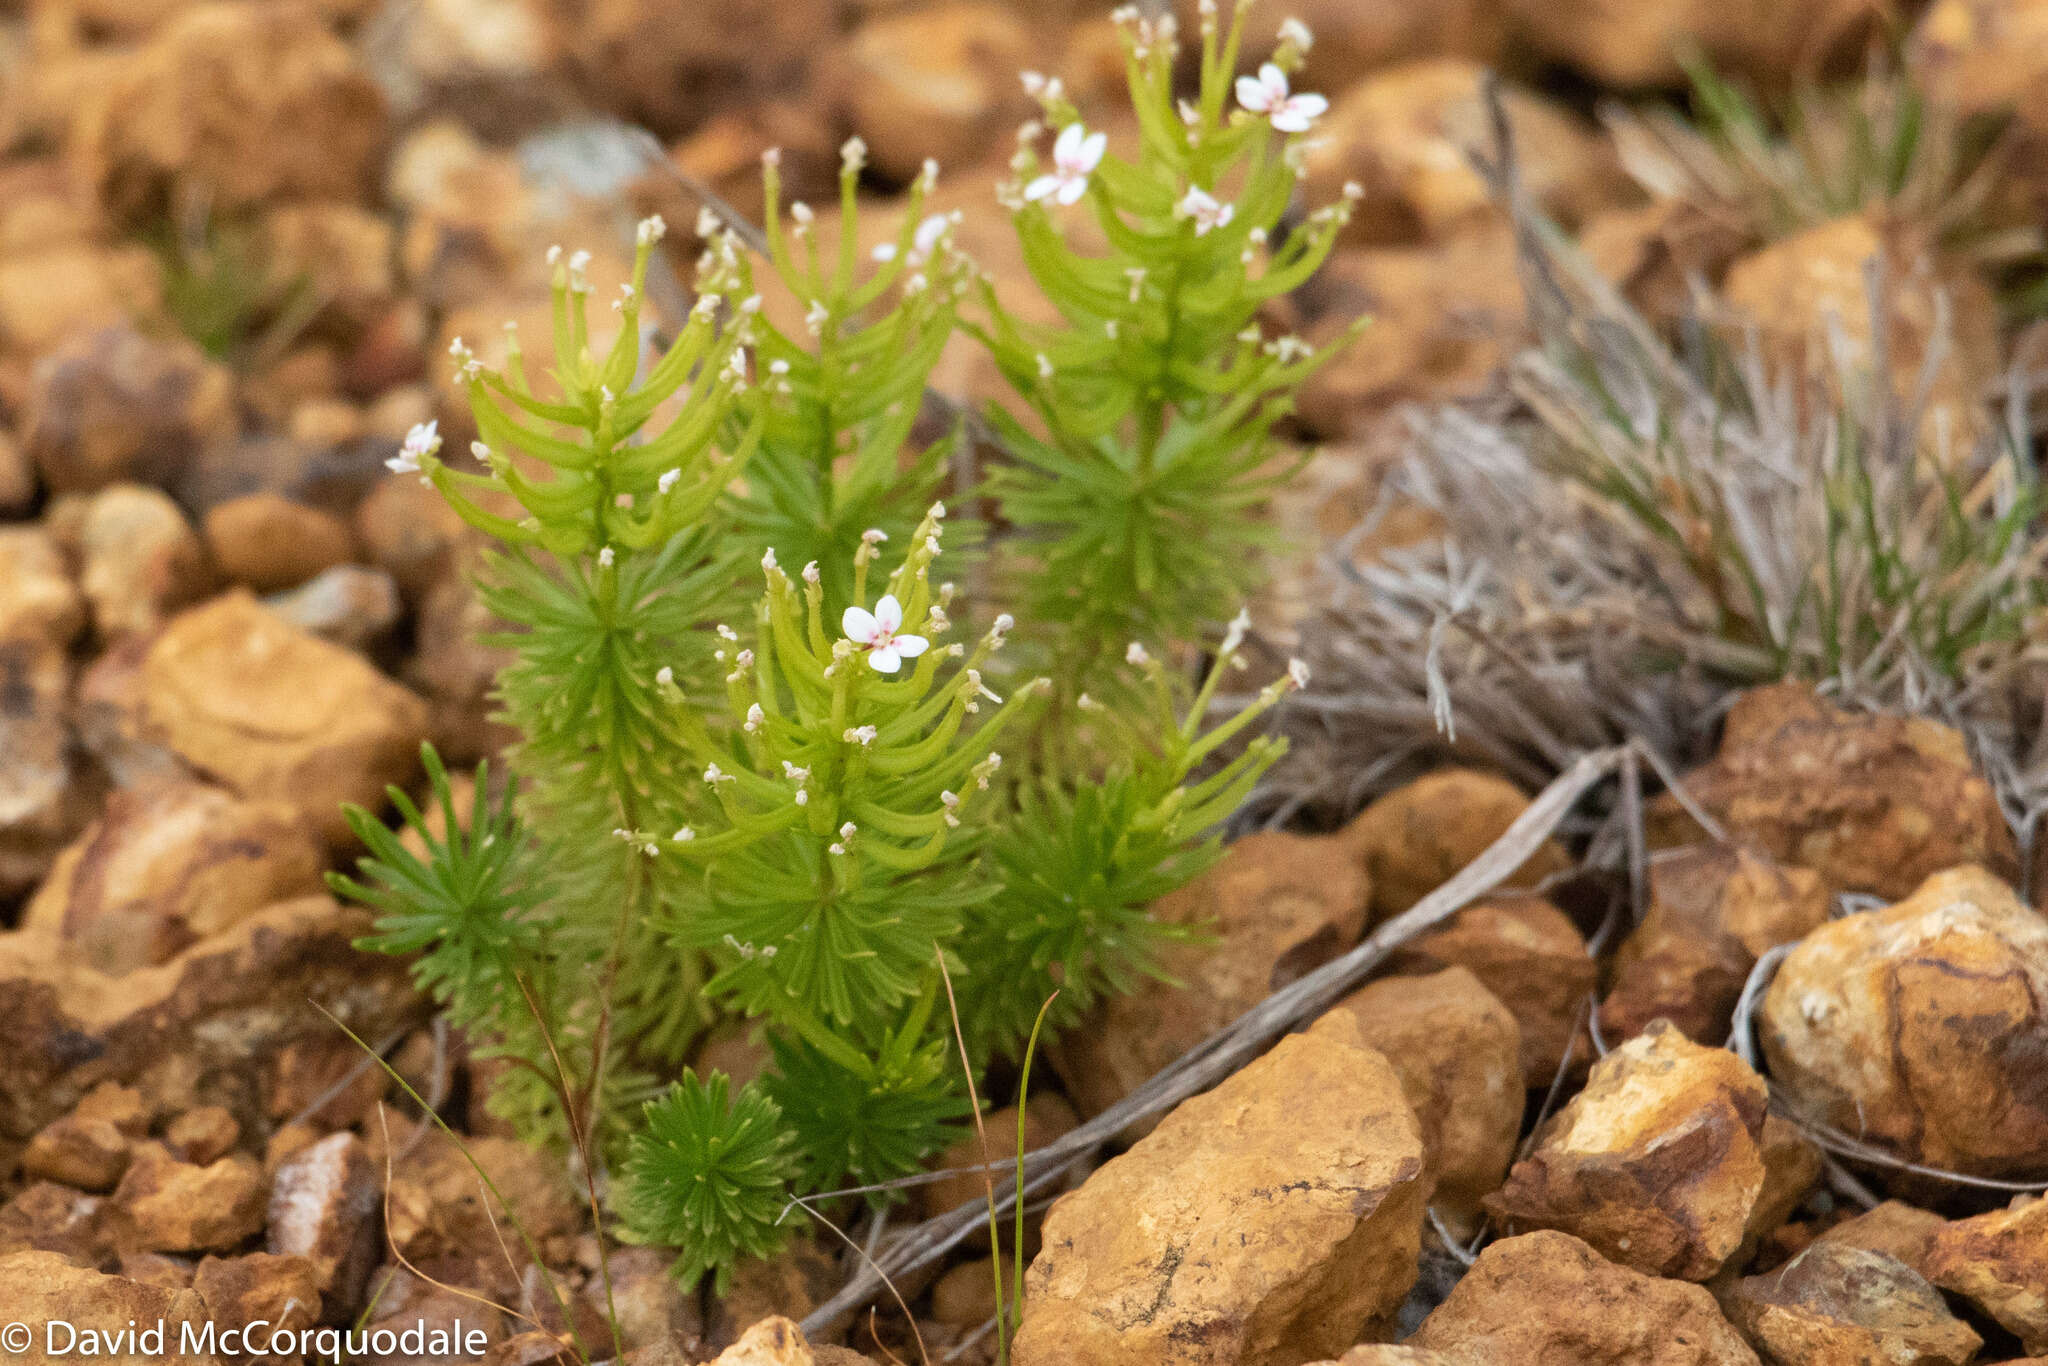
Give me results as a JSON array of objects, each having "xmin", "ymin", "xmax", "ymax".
[
  {"xmin": 1265, "ymin": 335, "xmax": 1314, "ymax": 364},
  {"xmin": 1126, "ymin": 641, "xmax": 1152, "ymax": 666},
  {"xmin": 843, "ymin": 725, "xmax": 878, "ymax": 746},
  {"xmin": 612, "ymin": 827, "xmax": 661, "ymax": 857},
  {"xmin": 597, "ymin": 546, "xmax": 616, "ymax": 567},
  {"xmin": 448, "ymin": 336, "xmax": 483, "ymax": 382},
  {"xmin": 939, "ymin": 790, "xmax": 960, "ymax": 828},
  {"xmin": 723, "ymin": 933, "xmax": 778, "ymax": 960},
  {"xmin": 704, "ymin": 762, "xmax": 734, "ymax": 785},
  {"xmin": 970, "ymin": 752, "xmax": 1003, "ymax": 790},
  {"xmin": 804, "ymin": 300, "xmax": 829, "ymax": 337},
  {"xmin": 744, "ymin": 703, "xmax": 765, "ymax": 733},
  {"xmin": 637, "ymin": 214, "xmax": 667, "ymax": 246},
  {"xmin": 841, "ymin": 135, "xmax": 867, "ymax": 177},
  {"xmin": 726, "ymin": 648, "xmax": 754, "ymax": 684}
]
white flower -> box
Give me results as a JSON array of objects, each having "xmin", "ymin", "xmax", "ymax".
[
  {"xmin": 637, "ymin": 214, "xmax": 666, "ymax": 245},
  {"xmin": 745, "ymin": 704, "xmax": 764, "ymax": 732},
  {"xmin": 658, "ymin": 468, "xmax": 681, "ymax": 494},
  {"xmin": 1176, "ymin": 186, "xmax": 1234, "ymax": 235},
  {"xmin": 1126, "ymin": 641, "xmax": 1151, "ymax": 666},
  {"xmin": 1024, "ymin": 123, "xmax": 1106, "ymax": 207},
  {"xmin": 388, "ymin": 421, "xmax": 440, "ymax": 477},
  {"xmin": 704, "ymin": 763, "xmax": 733, "ymax": 785},
  {"xmin": 1287, "ymin": 658, "xmax": 1311, "ymax": 689},
  {"xmin": 598, "ymin": 546, "xmax": 615, "ymax": 567},
  {"xmin": 673, "ymin": 826, "xmax": 695, "ymax": 842},
  {"xmin": 841, "ymin": 594, "xmax": 930, "ymax": 674},
  {"xmin": 1235, "ymin": 62, "xmax": 1327, "ymax": 133},
  {"xmin": 843, "ymin": 725, "xmax": 878, "ymax": 746}
]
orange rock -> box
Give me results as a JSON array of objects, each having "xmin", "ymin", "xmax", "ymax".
[
  {"xmin": 23, "ymin": 325, "xmax": 234, "ymax": 496},
  {"xmin": 23, "ymin": 779, "xmax": 326, "ymax": 974},
  {"xmin": 1049, "ymin": 828, "xmax": 1368, "ymax": 1121},
  {"xmin": 1343, "ymin": 768, "xmax": 1572, "ymax": 920},
  {"xmin": 0, "ymin": 526, "xmax": 85, "ymax": 648},
  {"xmin": 1720, "ymin": 215, "xmax": 2002, "ymax": 449},
  {"xmin": 1488, "ymin": 1021, "xmax": 1770, "ymax": 1280},
  {"xmin": 1314, "ymin": 966, "xmax": 1520, "ymax": 1233},
  {"xmin": 203, "ymin": 492, "xmax": 356, "ymax": 593},
  {"xmin": 109, "ymin": 1142, "xmax": 267, "ymax": 1254},
  {"xmin": 1926, "ymin": 1194, "xmax": 2048, "ymax": 1353},
  {"xmin": 1911, "ymin": 0, "xmax": 2048, "ymax": 117},
  {"xmin": 1500, "ymin": 0, "xmax": 1889, "ymax": 87},
  {"xmin": 1648, "ymin": 683, "xmax": 2019, "ymax": 898},
  {"xmin": 1814, "ymin": 1199, "xmax": 1947, "ymax": 1277},
  {"xmin": 1761, "ymin": 864, "xmax": 2048, "ymax": 1178},
  {"xmin": 21, "ymin": 1083, "xmax": 149, "ymax": 1193},
  {"xmin": 1383, "ymin": 896, "xmax": 1595, "ymax": 1087},
  {"xmin": 1294, "ymin": 226, "xmax": 1525, "ymax": 436},
  {"xmin": 1406, "ymin": 1229, "xmax": 1759, "ymax": 1364},
  {"xmin": 838, "ymin": 3, "xmax": 1033, "ymax": 184},
  {"xmin": 0, "ymin": 1251, "xmax": 211, "ymax": 1366},
  {"xmin": 1600, "ymin": 845, "xmax": 1829, "ymax": 1045},
  {"xmin": 1727, "ymin": 1242, "xmax": 1982, "ymax": 1366},
  {"xmin": 72, "ymin": 1, "xmax": 388, "ymax": 218},
  {"xmin": 0, "ymin": 897, "xmax": 420, "ymax": 1146},
  {"xmin": 72, "ymin": 485, "xmax": 210, "ymax": 640},
  {"xmin": 1303, "ymin": 60, "xmax": 1621, "ymax": 247},
  {"xmin": 1017, "ymin": 1022, "xmax": 1428, "ymax": 1366},
  {"xmin": 139, "ymin": 590, "xmax": 429, "ymax": 848}
]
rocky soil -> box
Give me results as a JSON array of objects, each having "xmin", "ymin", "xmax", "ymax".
[{"xmin": 4, "ymin": 0, "xmax": 2048, "ymax": 1362}]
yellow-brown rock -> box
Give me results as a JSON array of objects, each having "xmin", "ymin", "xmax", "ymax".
[
  {"xmin": 1406, "ymin": 1230, "xmax": 1760, "ymax": 1365},
  {"xmin": 71, "ymin": 485, "xmax": 210, "ymax": 641},
  {"xmin": 1720, "ymin": 215, "xmax": 2002, "ymax": 449},
  {"xmin": 1294, "ymin": 226, "xmax": 1525, "ymax": 437},
  {"xmin": 1016, "ymin": 1022, "xmax": 1428, "ymax": 1366},
  {"xmin": 1345, "ymin": 769, "xmax": 1572, "ymax": 920},
  {"xmin": 1383, "ymin": 896, "xmax": 1596, "ymax": 1086},
  {"xmin": 1487, "ymin": 1020, "xmax": 1769, "ymax": 1280},
  {"xmin": 1725, "ymin": 1242, "xmax": 1982, "ymax": 1366},
  {"xmin": 0, "ymin": 896, "xmax": 420, "ymax": 1145},
  {"xmin": 139, "ymin": 591, "xmax": 428, "ymax": 848},
  {"xmin": 24, "ymin": 778, "xmax": 326, "ymax": 975},
  {"xmin": 1303, "ymin": 60, "xmax": 1622, "ymax": 247},
  {"xmin": 1926, "ymin": 1194, "xmax": 2048, "ymax": 1353},
  {"xmin": 20, "ymin": 1082, "xmax": 149, "ymax": 1193},
  {"xmin": 0, "ymin": 641, "xmax": 99, "ymax": 901},
  {"xmin": 1500, "ymin": 0, "xmax": 1890, "ymax": 87},
  {"xmin": 203, "ymin": 493, "xmax": 356, "ymax": 594},
  {"xmin": 1314, "ymin": 966, "xmax": 1520, "ymax": 1233},
  {"xmin": 266, "ymin": 1131, "xmax": 379, "ymax": 1314},
  {"xmin": 1912, "ymin": 0, "xmax": 2048, "ymax": 117},
  {"xmin": 24, "ymin": 325, "xmax": 235, "ymax": 496},
  {"xmin": 191, "ymin": 1252, "xmax": 323, "ymax": 1344},
  {"xmin": 0, "ymin": 1251, "xmax": 212, "ymax": 1366},
  {"xmin": 72, "ymin": 1, "xmax": 388, "ymax": 219},
  {"xmin": 1815, "ymin": 1200, "xmax": 1947, "ymax": 1277},
  {"xmin": 109, "ymin": 1142, "xmax": 267, "ymax": 1254},
  {"xmin": 0, "ymin": 526, "xmax": 84, "ymax": 648},
  {"xmin": 1050, "ymin": 829, "xmax": 1368, "ymax": 1121},
  {"xmin": 1648, "ymin": 683, "xmax": 2019, "ymax": 898},
  {"xmin": 1601, "ymin": 846, "xmax": 1830, "ymax": 1045},
  {"xmin": 708, "ymin": 1318, "xmax": 820, "ymax": 1366},
  {"xmin": 838, "ymin": 3, "xmax": 1032, "ymax": 184},
  {"xmin": 1760, "ymin": 864, "xmax": 2048, "ymax": 1178}
]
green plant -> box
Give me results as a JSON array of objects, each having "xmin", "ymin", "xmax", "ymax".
[
  {"xmin": 336, "ymin": 0, "xmax": 1346, "ymax": 1295},
  {"xmin": 974, "ymin": 0, "xmax": 1361, "ymax": 698}
]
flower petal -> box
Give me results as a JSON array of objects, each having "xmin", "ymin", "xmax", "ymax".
[
  {"xmin": 1053, "ymin": 122, "xmax": 1085, "ymax": 165},
  {"xmin": 868, "ymin": 645, "xmax": 902, "ymax": 673},
  {"xmin": 1056, "ymin": 176, "xmax": 1088, "ymax": 205},
  {"xmin": 1235, "ymin": 73, "xmax": 1272, "ymax": 112},
  {"xmin": 842, "ymin": 606, "xmax": 878, "ymax": 643},
  {"xmin": 873, "ymin": 594, "xmax": 903, "ymax": 632},
  {"xmin": 1259, "ymin": 63, "xmax": 1290, "ymax": 100},
  {"xmin": 1077, "ymin": 131, "xmax": 1108, "ymax": 172},
  {"xmin": 1023, "ymin": 174, "xmax": 1061, "ymax": 203},
  {"xmin": 893, "ymin": 634, "xmax": 929, "ymax": 659}
]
